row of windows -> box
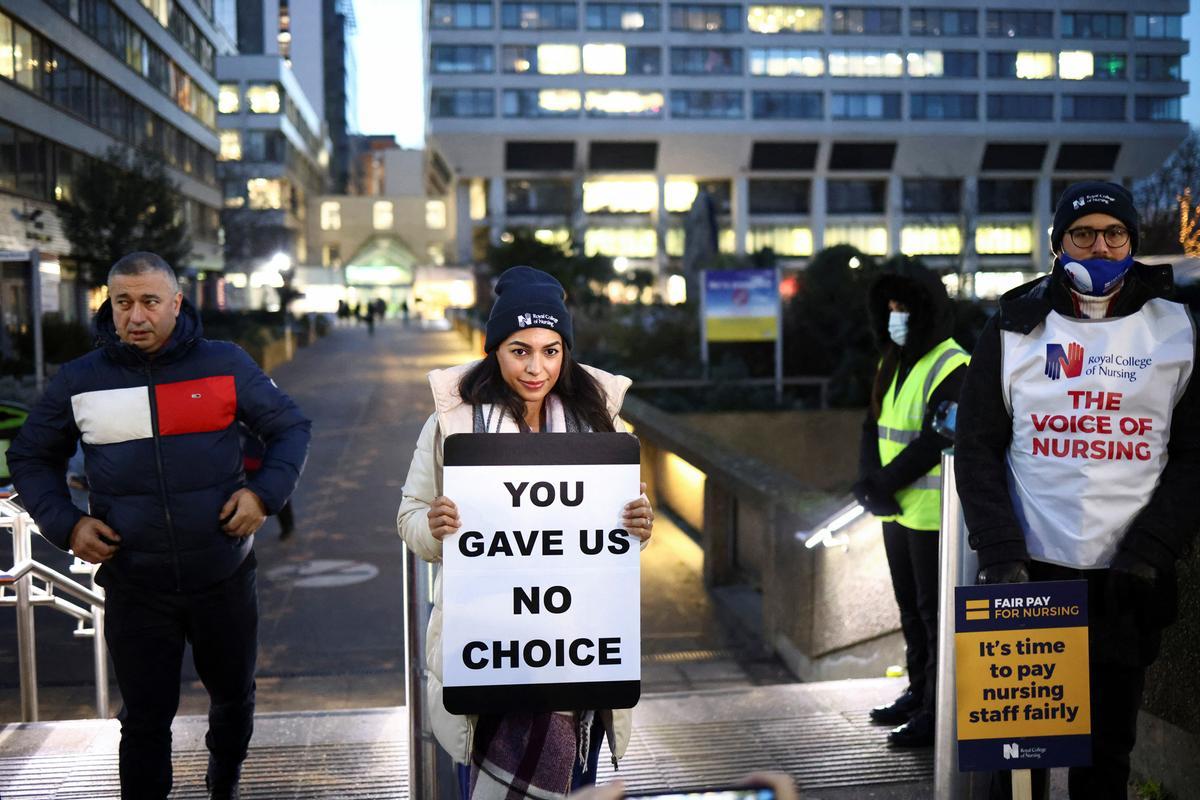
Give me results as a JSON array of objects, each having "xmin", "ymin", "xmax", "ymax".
[
  {"xmin": 126, "ymin": 0, "xmax": 216, "ymax": 73},
  {"xmin": 0, "ymin": 119, "xmax": 220, "ymax": 241},
  {"xmin": 431, "ymin": 2, "xmax": 1184, "ymax": 38},
  {"xmin": 217, "ymin": 83, "xmax": 327, "ymax": 167},
  {"xmin": 432, "ymin": 88, "xmax": 1182, "ymax": 121},
  {"xmin": 498, "ymin": 222, "xmax": 1037, "ymax": 258},
  {"xmin": 432, "ymin": 44, "xmax": 1180, "ymax": 81},
  {"xmin": 494, "ymin": 176, "xmax": 1117, "ymax": 219},
  {"xmin": 36, "ymin": 2, "xmax": 217, "ymax": 128},
  {"xmin": 0, "ymin": 16, "xmax": 217, "ymax": 186}
]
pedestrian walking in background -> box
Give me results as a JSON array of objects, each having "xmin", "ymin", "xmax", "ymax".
[
  {"xmin": 956, "ymin": 182, "xmax": 1200, "ymax": 799},
  {"xmin": 397, "ymin": 266, "xmax": 655, "ymax": 799},
  {"xmin": 854, "ymin": 263, "xmax": 969, "ymax": 748},
  {"xmin": 8, "ymin": 252, "xmax": 311, "ymax": 800}
]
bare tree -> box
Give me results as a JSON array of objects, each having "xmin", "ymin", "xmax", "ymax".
[{"xmin": 1134, "ymin": 128, "xmax": 1200, "ymax": 255}]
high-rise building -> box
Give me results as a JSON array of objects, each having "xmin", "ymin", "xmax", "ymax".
[
  {"xmin": 424, "ymin": 1, "xmax": 1189, "ymax": 288},
  {"xmin": 216, "ymin": 51, "xmax": 330, "ymax": 279},
  {"xmin": 0, "ymin": 0, "xmax": 231, "ymax": 328},
  {"xmin": 234, "ymin": 0, "xmax": 356, "ymax": 193}
]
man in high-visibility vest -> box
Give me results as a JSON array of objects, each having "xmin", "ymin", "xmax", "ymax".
[
  {"xmin": 956, "ymin": 181, "xmax": 1200, "ymax": 798},
  {"xmin": 854, "ymin": 263, "xmax": 969, "ymax": 747}
]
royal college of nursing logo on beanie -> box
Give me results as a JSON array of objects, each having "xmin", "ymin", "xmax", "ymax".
[
  {"xmin": 1072, "ymin": 193, "xmax": 1115, "ymax": 210},
  {"xmin": 517, "ymin": 312, "xmax": 559, "ymax": 328}
]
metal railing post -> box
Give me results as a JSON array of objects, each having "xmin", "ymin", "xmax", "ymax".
[
  {"xmin": 935, "ymin": 449, "xmax": 977, "ymax": 800},
  {"xmin": 14, "ymin": 512, "xmax": 39, "ymax": 722},
  {"xmin": 406, "ymin": 543, "xmax": 452, "ymax": 799},
  {"xmin": 92, "ymin": 579, "xmax": 108, "ymax": 719}
]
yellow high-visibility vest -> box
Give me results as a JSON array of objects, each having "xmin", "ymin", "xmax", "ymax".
[{"xmin": 876, "ymin": 338, "xmax": 969, "ymax": 531}]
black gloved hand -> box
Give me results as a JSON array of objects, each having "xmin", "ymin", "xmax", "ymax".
[
  {"xmin": 1106, "ymin": 550, "xmax": 1160, "ymax": 613},
  {"xmin": 976, "ymin": 560, "xmax": 1030, "ymax": 585},
  {"xmin": 852, "ymin": 475, "xmax": 902, "ymax": 517}
]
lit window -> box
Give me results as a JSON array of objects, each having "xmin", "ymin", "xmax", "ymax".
[
  {"xmin": 1058, "ymin": 51, "xmax": 1094, "ymax": 81},
  {"xmin": 583, "ymin": 43, "xmax": 627, "ymax": 74},
  {"xmin": 906, "ymin": 51, "xmax": 943, "ymax": 78},
  {"xmin": 975, "ymin": 271, "xmax": 1030, "ymax": 298},
  {"xmin": 247, "ymin": 178, "xmax": 284, "ymax": 210},
  {"xmin": 664, "ymin": 180, "xmax": 699, "ymax": 213},
  {"xmin": 469, "ymin": 179, "xmax": 488, "ymax": 220},
  {"xmin": 537, "ymin": 44, "xmax": 581, "ymax": 74},
  {"xmin": 584, "ymin": 228, "xmax": 657, "ymax": 257},
  {"xmin": 976, "ymin": 224, "xmax": 1033, "ymax": 255},
  {"xmin": 749, "ymin": 48, "xmax": 824, "ymax": 76},
  {"xmin": 426, "ymin": 200, "xmax": 447, "ymax": 229},
  {"xmin": 533, "ymin": 228, "xmax": 571, "ymax": 246},
  {"xmin": 218, "ymin": 84, "xmax": 240, "ymax": 114},
  {"xmin": 246, "ymin": 84, "xmax": 281, "ymax": 113},
  {"xmin": 540, "ymin": 89, "xmax": 583, "ymax": 113},
  {"xmin": 828, "ymin": 49, "xmax": 904, "ymax": 78},
  {"xmin": 747, "ymin": 5, "xmax": 822, "ymax": 33},
  {"xmin": 584, "ymin": 90, "xmax": 664, "ymax": 117},
  {"xmin": 1015, "ymin": 52, "xmax": 1054, "ymax": 80},
  {"xmin": 583, "ymin": 180, "xmax": 658, "ymax": 214},
  {"xmin": 373, "ymin": 201, "xmax": 395, "ymax": 229},
  {"xmin": 825, "ymin": 225, "xmax": 888, "ymax": 256},
  {"xmin": 320, "ymin": 201, "xmax": 342, "ymax": 231},
  {"xmin": 219, "ymin": 131, "xmax": 242, "ymax": 161},
  {"xmin": 665, "ymin": 228, "xmax": 735, "ymax": 256},
  {"xmin": 428, "ymin": 244, "xmax": 446, "ymax": 265},
  {"xmin": 746, "ymin": 227, "xmax": 813, "ymax": 257},
  {"xmin": 901, "ymin": 226, "xmax": 962, "ymax": 256}
]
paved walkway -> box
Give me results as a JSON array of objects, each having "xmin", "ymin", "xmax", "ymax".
[{"xmin": 0, "ymin": 320, "xmax": 790, "ymax": 721}]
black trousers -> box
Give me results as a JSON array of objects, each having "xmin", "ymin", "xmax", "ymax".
[
  {"xmin": 99, "ymin": 555, "xmax": 259, "ymax": 800},
  {"xmin": 882, "ymin": 521, "xmax": 941, "ymax": 713},
  {"xmin": 989, "ymin": 561, "xmax": 1170, "ymax": 800}
]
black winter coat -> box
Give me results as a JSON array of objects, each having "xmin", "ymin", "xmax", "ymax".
[
  {"xmin": 954, "ymin": 260, "xmax": 1200, "ymax": 573},
  {"xmin": 9, "ymin": 299, "xmax": 311, "ymax": 592}
]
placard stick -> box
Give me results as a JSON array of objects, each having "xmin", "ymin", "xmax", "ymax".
[{"xmin": 1011, "ymin": 769, "xmax": 1033, "ymax": 800}]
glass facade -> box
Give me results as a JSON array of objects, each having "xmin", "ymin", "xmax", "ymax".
[
  {"xmin": 831, "ymin": 7, "xmax": 901, "ymax": 35},
  {"xmin": 670, "ymin": 4, "xmax": 742, "ymax": 31},
  {"xmin": 586, "ymin": 2, "xmax": 661, "ymax": 30},
  {"xmin": 909, "ymin": 8, "xmax": 977, "ymax": 36},
  {"xmin": 752, "ymin": 91, "xmax": 822, "ymax": 119},
  {"xmin": 910, "ymin": 93, "xmax": 977, "ymax": 120},
  {"xmin": 831, "ymin": 92, "xmax": 901, "ymax": 119}
]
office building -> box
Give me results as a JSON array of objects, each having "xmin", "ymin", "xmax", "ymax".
[
  {"xmin": 425, "ymin": 1, "xmax": 1189, "ymax": 289},
  {"xmin": 0, "ymin": 0, "xmax": 231, "ymax": 327}
]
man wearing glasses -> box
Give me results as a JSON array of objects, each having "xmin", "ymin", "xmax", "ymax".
[{"xmin": 955, "ymin": 181, "xmax": 1200, "ymax": 798}]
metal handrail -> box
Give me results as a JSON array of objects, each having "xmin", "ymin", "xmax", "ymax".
[{"xmin": 1, "ymin": 495, "xmax": 109, "ymax": 722}]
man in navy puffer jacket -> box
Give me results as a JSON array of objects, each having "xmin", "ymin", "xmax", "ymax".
[{"xmin": 9, "ymin": 252, "xmax": 311, "ymax": 800}]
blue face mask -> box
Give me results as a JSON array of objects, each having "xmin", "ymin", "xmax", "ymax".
[
  {"xmin": 1061, "ymin": 254, "xmax": 1134, "ymax": 297},
  {"xmin": 888, "ymin": 311, "xmax": 909, "ymax": 347}
]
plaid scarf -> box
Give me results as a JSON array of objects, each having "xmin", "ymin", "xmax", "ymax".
[{"xmin": 469, "ymin": 711, "xmax": 590, "ymax": 799}]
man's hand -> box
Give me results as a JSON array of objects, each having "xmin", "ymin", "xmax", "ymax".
[
  {"xmin": 1107, "ymin": 550, "xmax": 1159, "ymax": 612},
  {"xmin": 976, "ymin": 560, "xmax": 1030, "ymax": 585},
  {"xmin": 220, "ymin": 488, "xmax": 267, "ymax": 538},
  {"xmin": 69, "ymin": 517, "xmax": 121, "ymax": 564}
]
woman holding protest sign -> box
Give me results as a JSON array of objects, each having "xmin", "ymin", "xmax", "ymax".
[{"xmin": 398, "ymin": 266, "xmax": 654, "ymax": 800}]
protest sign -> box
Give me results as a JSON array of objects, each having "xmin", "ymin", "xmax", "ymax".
[
  {"xmin": 955, "ymin": 580, "xmax": 1090, "ymax": 771},
  {"xmin": 442, "ymin": 432, "xmax": 641, "ymax": 715}
]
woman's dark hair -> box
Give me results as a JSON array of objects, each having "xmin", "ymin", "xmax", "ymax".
[
  {"xmin": 870, "ymin": 344, "xmax": 900, "ymax": 421},
  {"xmin": 458, "ymin": 346, "xmax": 616, "ymax": 432}
]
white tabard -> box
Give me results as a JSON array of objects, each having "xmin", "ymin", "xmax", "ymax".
[{"xmin": 1000, "ymin": 298, "xmax": 1196, "ymax": 568}]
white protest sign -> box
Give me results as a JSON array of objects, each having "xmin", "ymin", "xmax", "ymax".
[{"xmin": 442, "ymin": 432, "xmax": 641, "ymax": 714}]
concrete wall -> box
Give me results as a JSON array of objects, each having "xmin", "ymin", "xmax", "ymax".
[{"xmin": 677, "ymin": 410, "xmax": 863, "ymax": 492}]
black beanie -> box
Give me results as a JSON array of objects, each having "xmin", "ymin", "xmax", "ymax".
[
  {"xmin": 484, "ymin": 266, "xmax": 574, "ymax": 352},
  {"xmin": 1050, "ymin": 181, "xmax": 1139, "ymax": 255}
]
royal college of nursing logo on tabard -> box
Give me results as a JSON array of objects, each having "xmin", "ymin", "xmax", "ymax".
[{"xmin": 1045, "ymin": 342, "xmax": 1084, "ymax": 380}]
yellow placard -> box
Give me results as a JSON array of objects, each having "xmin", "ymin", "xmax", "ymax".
[
  {"xmin": 705, "ymin": 316, "xmax": 777, "ymax": 342},
  {"xmin": 955, "ymin": 626, "xmax": 1091, "ymax": 741}
]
